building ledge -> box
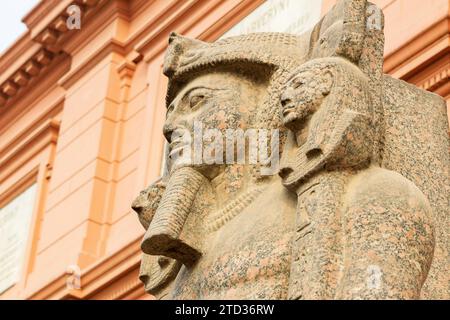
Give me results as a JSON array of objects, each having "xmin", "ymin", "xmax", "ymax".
[
  {"xmin": 28, "ymin": 236, "xmax": 145, "ymax": 300},
  {"xmin": 0, "ymin": 0, "xmax": 103, "ymax": 108}
]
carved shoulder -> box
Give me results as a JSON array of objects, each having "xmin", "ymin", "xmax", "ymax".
[
  {"xmin": 337, "ymin": 167, "xmax": 435, "ymax": 299},
  {"xmin": 347, "ymin": 167, "xmax": 433, "ymax": 222}
]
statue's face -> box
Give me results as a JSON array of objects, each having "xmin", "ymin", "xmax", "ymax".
[
  {"xmin": 280, "ymin": 68, "xmax": 333, "ymax": 131},
  {"xmin": 163, "ymin": 71, "xmax": 265, "ymax": 172}
]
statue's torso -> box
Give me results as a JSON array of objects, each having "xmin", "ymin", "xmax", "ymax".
[
  {"xmin": 170, "ymin": 180, "xmax": 297, "ymax": 299},
  {"xmin": 150, "ymin": 167, "xmax": 435, "ymax": 300}
]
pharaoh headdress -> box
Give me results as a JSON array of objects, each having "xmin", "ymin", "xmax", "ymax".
[{"xmin": 163, "ymin": 31, "xmax": 314, "ymax": 130}]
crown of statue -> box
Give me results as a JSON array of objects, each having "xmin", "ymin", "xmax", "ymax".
[
  {"xmin": 163, "ymin": 32, "xmax": 311, "ymax": 79},
  {"xmin": 163, "ymin": 32, "xmax": 312, "ymax": 108}
]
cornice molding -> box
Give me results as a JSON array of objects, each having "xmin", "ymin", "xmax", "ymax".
[
  {"xmin": 0, "ymin": 0, "xmax": 103, "ymax": 108},
  {"xmin": 1, "ymin": 0, "xmax": 262, "ymax": 108},
  {"xmin": 416, "ymin": 59, "xmax": 450, "ymax": 94},
  {"xmin": 0, "ymin": 166, "xmax": 39, "ymax": 209},
  {"xmin": 129, "ymin": 0, "xmax": 156, "ymax": 21},
  {"xmin": 58, "ymin": 39, "xmax": 126, "ymax": 90},
  {"xmin": 61, "ymin": 0, "xmax": 131, "ymax": 57},
  {"xmin": 383, "ymin": 15, "xmax": 450, "ymax": 102},
  {"xmin": 2, "ymin": 1, "xmax": 448, "ymax": 108},
  {"xmin": 135, "ymin": 0, "xmax": 258, "ymax": 63},
  {"xmin": 22, "ymin": 0, "xmax": 64, "ymax": 30},
  {"xmin": 0, "ymin": 53, "xmax": 70, "ymax": 116},
  {"xmin": 133, "ymin": 0, "xmax": 264, "ymax": 63},
  {"xmin": 384, "ymin": 16, "xmax": 450, "ymax": 78},
  {"xmin": 86, "ymin": 268, "xmax": 143, "ymax": 300},
  {"xmin": 132, "ymin": 0, "xmax": 199, "ymax": 60}
]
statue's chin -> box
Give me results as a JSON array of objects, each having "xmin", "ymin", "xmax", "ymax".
[{"xmin": 283, "ymin": 113, "xmax": 307, "ymax": 132}]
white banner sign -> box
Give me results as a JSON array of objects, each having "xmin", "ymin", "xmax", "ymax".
[
  {"xmin": 0, "ymin": 184, "xmax": 37, "ymax": 294},
  {"xmin": 223, "ymin": 0, "xmax": 323, "ymax": 38}
]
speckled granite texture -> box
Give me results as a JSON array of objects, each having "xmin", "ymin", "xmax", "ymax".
[{"xmin": 132, "ymin": 0, "xmax": 449, "ymax": 300}]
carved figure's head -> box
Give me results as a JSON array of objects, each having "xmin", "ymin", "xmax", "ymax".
[{"xmin": 280, "ymin": 66, "xmax": 333, "ymax": 131}]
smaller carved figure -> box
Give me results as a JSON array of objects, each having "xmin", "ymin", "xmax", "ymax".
[
  {"xmin": 279, "ymin": 57, "xmax": 435, "ymax": 299},
  {"xmin": 280, "ymin": 64, "xmax": 333, "ymax": 135}
]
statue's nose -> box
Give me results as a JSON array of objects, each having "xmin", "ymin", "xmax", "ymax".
[
  {"xmin": 164, "ymin": 101, "xmax": 178, "ymax": 142},
  {"xmin": 281, "ymin": 91, "xmax": 293, "ymax": 108},
  {"xmin": 163, "ymin": 123, "xmax": 175, "ymax": 142}
]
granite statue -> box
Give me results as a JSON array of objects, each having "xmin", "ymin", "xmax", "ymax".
[{"xmin": 132, "ymin": 0, "xmax": 449, "ymax": 300}]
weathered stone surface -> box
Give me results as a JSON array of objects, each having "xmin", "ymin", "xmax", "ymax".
[{"xmin": 132, "ymin": 0, "xmax": 449, "ymax": 300}]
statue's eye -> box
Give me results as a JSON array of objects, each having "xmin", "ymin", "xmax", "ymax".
[
  {"xmin": 189, "ymin": 94, "xmax": 206, "ymax": 109},
  {"xmin": 166, "ymin": 103, "xmax": 175, "ymax": 116},
  {"xmin": 292, "ymin": 78, "xmax": 304, "ymax": 89}
]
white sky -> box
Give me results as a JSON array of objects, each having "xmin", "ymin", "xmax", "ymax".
[{"xmin": 0, "ymin": 0, "xmax": 40, "ymax": 55}]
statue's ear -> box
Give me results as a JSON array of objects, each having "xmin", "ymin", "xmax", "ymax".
[{"xmin": 309, "ymin": 0, "xmax": 371, "ymax": 63}]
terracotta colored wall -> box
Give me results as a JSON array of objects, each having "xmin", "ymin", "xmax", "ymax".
[{"xmin": 0, "ymin": 0, "xmax": 448, "ymax": 300}]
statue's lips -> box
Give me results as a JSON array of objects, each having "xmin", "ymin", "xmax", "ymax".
[{"xmin": 282, "ymin": 104, "xmax": 297, "ymax": 117}]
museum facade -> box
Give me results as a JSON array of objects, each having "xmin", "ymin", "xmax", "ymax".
[{"xmin": 0, "ymin": 0, "xmax": 449, "ymax": 300}]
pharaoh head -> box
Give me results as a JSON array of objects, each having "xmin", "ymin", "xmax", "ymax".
[
  {"xmin": 163, "ymin": 66, "xmax": 270, "ymax": 176},
  {"xmin": 140, "ymin": 32, "xmax": 313, "ymax": 269},
  {"xmin": 161, "ymin": 32, "xmax": 313, "ymax": 176}
]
